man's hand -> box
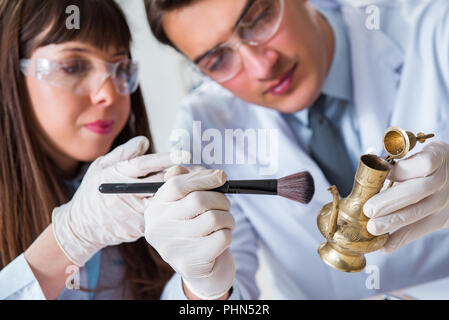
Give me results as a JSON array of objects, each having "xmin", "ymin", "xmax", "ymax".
[{"xmin": 364, "ymin": 141, "xmax": 449, "ymax": 254}]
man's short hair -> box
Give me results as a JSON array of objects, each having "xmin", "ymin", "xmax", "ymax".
[
  {"xmin": 144, "ymin": 0, "xmax": 197, "ymax": 50},
  {"xmin": 145, "ymin": 0, "xmax": 339, "ymax": 50}
]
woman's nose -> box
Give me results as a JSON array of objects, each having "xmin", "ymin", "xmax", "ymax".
[
  {"xmin": 239, "ymin": 44, "xmax": 279, "ymax": 80},
  {"xmin": 90, "ymin": 76, "xmax": 117, "ymax": 108}
]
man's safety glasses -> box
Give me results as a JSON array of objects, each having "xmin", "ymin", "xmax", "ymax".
[
  {"xmin": 20, "ymin": 55, "xmax": 139, "ymax": 96},
  {"xmin": 194, "ymin": 0, "xmax": 285, "ymax": 83}
]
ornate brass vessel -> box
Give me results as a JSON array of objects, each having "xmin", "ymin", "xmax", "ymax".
[{"xmin": 317, "ymin": 127, "xmax": 434, "ymax": 272}]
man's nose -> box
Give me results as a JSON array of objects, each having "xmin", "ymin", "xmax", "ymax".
[{"xmin": 239, "ymin": 44, "xmax": 279, "ymax": 80}]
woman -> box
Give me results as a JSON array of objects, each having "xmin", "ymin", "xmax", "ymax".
[{"xmin": 0, "ymin": 0, "xmax": 234, "ymax": 300}]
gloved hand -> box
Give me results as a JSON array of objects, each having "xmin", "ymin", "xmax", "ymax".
[
  {"xmin": 364, "ymin": 141, "xmax": 449, "ymax": 254},
  {"xmin": 144, "ymin": 168, "xmax": 236, "ymax": 300},
  {"xmin": 52, "ymin": 136, "xmax": 181, "ymax": 267}
]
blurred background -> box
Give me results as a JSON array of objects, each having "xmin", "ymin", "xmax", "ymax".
[{"xmin": 117, "ymin": 0, "xmax": 192, "ymax": 153}]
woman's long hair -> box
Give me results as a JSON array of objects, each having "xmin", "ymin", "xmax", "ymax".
[{"xmin": 0, "ymin": 0, "xmax": 173, "ymax": 299}]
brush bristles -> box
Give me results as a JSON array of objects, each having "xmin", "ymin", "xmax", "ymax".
[{"xmin": 278, "ymin": 171, "xmax": 315, "ymax": 204}]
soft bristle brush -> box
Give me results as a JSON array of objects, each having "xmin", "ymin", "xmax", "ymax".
[{"xmin": 99, "ymin": 171, "xmax": 315, "ymax": 204}]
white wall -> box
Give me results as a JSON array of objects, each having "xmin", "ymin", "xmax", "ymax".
[{"xmin": 117, "ymin": 0, "xmax": 191, "ymax": 152}]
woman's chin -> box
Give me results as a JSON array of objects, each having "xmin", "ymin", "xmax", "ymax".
[{"xmin": 74, "ymin": 145, "xmax": 113, "ymax": 163}]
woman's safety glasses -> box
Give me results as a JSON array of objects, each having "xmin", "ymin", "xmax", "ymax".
[
  {"xmin": 194, "ymin": 0, "xmax": 285, "ymax": 83},
  {"xmin": 20, "ymin": 55, "xmax": 139, "ymax": 96}
]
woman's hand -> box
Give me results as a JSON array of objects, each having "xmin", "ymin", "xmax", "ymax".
[
  {"xmin": 364, "ymin": 141, "xmax": 449, "ymax": 253},
  {"xmin": 52, "ymin": 136, "xmax": 179, "ymax": 267},
  {"xmin": 144, "ymin": 168, "xmax": 236, "ymax": 300}
]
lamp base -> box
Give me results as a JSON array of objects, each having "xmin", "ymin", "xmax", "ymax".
[{"xmin": 318, "ymin": 242, "xmax": 366, "ymax": 273}]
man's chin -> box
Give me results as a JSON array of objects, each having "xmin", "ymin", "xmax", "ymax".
[
  {"xmin": 260, "ymin": 87, "xmax": 321, "ymax": 113},
  {"xmin": 261, "ymin": 101, "xmax": 310, "ymax": 114},
  {"xmin": 280, "ymin": 104, "xmax": 310, "ymax": 114}
]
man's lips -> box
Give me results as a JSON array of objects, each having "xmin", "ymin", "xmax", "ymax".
[
  {"xmin": 85, "ymin": 120, "xmax": 114, "ymax": 134},
  {"xmin": 264, "ymin": 63, "xmax": 298, "ymax": 96}
]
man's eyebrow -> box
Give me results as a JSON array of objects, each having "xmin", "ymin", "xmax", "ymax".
[{"xmin": 193, "ymin": 0, "xmax": 255, "ymax": 64}]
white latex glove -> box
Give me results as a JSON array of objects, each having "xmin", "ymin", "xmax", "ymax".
[
  {"xmin": 144, "ymin": 169, "xmax": 236, "ymax": 300},
  {"xmin": 52, "ymin": 136, "xmax": 182, "ymax": 267},
  {"xmin": 364, "ymin": 141, "xmax": 449, "ymax": 254}
]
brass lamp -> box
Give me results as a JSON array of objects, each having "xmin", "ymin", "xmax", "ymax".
[{"xmin": 316, "ymin": 127, "xmax": 434, "ymax": 273}]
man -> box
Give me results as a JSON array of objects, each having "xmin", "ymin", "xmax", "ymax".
[{"xmin": 144, "ymin": 0, "xmax": 449, "ymax": 299}]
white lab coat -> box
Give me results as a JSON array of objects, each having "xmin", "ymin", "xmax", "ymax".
[{"xmin": 163, "ymin": 0, "xmax": 449, "ymax": 299}]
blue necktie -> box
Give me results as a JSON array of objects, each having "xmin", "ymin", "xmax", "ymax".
[{"xmin": 308, "ymin": 95, "xmax": 355, "ymax": 197}]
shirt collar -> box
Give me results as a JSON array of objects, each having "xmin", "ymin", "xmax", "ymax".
[
  {"xmin": 63, "ymin": 162, "xmax": 89, "ymax": 185},
  {"xmin": 73, "ymin": 162, "xmax": 89, "ymax": 182}
]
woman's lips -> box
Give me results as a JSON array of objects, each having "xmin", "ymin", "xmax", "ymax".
[
  {"xmin": 265, "ymin": 63, "xmax": 298, "ymax": 96},
  {"xmin": 85, "ymin": 120, "xmax": 114, "ymax": 135}
]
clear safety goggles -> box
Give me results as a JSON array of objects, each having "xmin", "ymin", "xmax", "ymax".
[
  {"xmin": 20, "ymin": 55, "xmax": 139, "ymax": 96},
  {"xmin": 194, "ymin": 0, "xmax": 285, "ymax": 83}
]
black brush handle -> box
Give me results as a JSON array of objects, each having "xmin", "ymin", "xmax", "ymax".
[{"xmin": 99, "ymin": 180, "xmax": 278, "ymax": 195}]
